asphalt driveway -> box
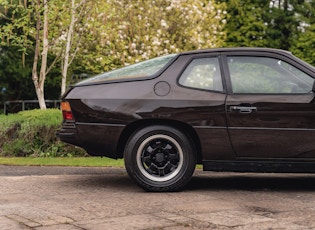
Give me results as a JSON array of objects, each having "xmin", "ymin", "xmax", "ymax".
[{"xmin": 1, "ymin": 165, "xmax": 315, "ymax": 229}]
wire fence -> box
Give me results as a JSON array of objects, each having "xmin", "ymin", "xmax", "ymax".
[{"xmin": 2, "ymin": 100, "xmax": 60, "ymax": 115}]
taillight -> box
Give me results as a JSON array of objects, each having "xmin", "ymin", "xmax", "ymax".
[{"xmin": 61, "ymin": 101, "xmax": 74, "ymax": 120}]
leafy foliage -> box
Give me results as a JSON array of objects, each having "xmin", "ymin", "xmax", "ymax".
[
  {"xmin": 291, "ymin": 24, "xmax": 315, "ymax": 66},
  {"xmin": 0, "ymin": 109, "xmax": 86, "ymax": 157},
  {"xmin": 223, "ymin": 0, "xmax": 269, "ymax": 47},
  {"xmin": 289, "ymin": 0, "xmax": 315, "ymax": 66},
  {"xmin": 73, "ymin": 0, "xmax": 227, "ymax": 73},
  {"xmin": 223, "ymin": 0, "xmax": 315, "ymax": 66},
  {"xmin": 0, "ymin": 0, "xmax": 33, "ymax": 51},
  {"xmin": 0, "ymin": 46, "xmax": 61, "ymax": 102}
]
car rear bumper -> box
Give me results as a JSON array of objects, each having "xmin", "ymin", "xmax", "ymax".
[
  {"xmin": 57, "ymin": 121, "xmax": 81, "ymax": 145},
  {"xmin": 57, "ymin": 121, "xmax": 125, "ymax": 159}
]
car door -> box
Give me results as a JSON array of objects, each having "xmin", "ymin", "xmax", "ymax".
[
  {"xmin": 224, "ymin": 53, "xmax": 315, "ymax": 159},
  {"xmin": 175, "ymin": 54, "xmax": 234, "ymax": 160}
]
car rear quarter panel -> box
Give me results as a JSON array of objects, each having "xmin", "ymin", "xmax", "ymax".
[{"xmin": 65, "ymin": 55, "xmax": 234, "ymax": 160}]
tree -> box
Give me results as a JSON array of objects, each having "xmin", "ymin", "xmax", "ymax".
[
  {"xmin": 289, "ymin": 0, "xmax": 315, "ymax": 66},
  {"xmin": 32, "ymin": 0, "xmax": 49, "ymax": 109},
  {"xmin": 54, "ymin": 0, "xmax": 89, "ymax": 96},
  {"xmin": 1, "ymin": 0, "xmax": 52, "ymax": 109},
  {"xmin": 0, "ymin": 0, "xmax": 86, "ymax": 106},
  {"xmin": 266, "ymin": 0, "xmax": 301, "ymax": 50},
  {"xmin": 74, "ymin": 0, "xmax": 227, "ymax": 74},
  {"xmin": 221, "ymin": 0, "xmax": 315, "ymax": 68},
  {"xmin": 222, "ymin": 0, "xmax": 269, "ymax": 47},
  {"xmin": 0, "ymin": 46, "xmax": 35, "ymax": 101}
]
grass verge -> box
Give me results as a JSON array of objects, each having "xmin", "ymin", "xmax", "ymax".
[
  {"xmin": 0, "ymin": 157, "xmax": 125, "ymax": 167},
  {"xmin": 0, "ymin": 157, "xmax": 203, "ymax": 169}
]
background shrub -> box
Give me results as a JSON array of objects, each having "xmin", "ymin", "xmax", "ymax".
[{"xmin": 0, "ymin": 109, "xmax": 86, "ymax": 157}]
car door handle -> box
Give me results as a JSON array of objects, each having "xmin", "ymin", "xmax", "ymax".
[{"xmin": 230, "ymin": 106, "xmax": 257, "ymax": 114}]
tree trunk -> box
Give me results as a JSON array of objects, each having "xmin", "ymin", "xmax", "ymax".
[
  {"xmin": 32, "ymin": 0, "xmax": 48, "ymax": 110},
  {"xmin": 61, "ymin": 0, "xmax": 76, "ymax": 96}
]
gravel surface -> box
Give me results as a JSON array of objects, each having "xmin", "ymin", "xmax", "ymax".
[{"xmin": 1, "ymin": 165, "xmax": 315, "ymax": 229}]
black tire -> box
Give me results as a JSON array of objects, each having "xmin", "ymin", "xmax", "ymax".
[{"xmin": 124, "ymin": 125, "xmax": 196, "ymax": 192}]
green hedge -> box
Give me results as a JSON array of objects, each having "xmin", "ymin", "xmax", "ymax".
[{"xmin": 0, "ymin": 109, "xmax": 86, "ymax": 157}]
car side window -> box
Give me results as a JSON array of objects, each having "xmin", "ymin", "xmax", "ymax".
[
  {"xmin": 227, "ymin": 56, "xmax": 314, "ymax": 94},
  {"xmin": 178, "ymin": 57, "xmax": 223, "ymax": 92}
]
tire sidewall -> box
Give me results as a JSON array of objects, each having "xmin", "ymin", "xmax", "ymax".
[{"xmin": 124, "ymin": 125, "xmax": 196, "ymax": 192}]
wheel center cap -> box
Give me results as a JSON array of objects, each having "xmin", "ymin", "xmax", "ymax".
[{"xmin": 155, "ymin": 152, "xmax": 164, "ymax": 163}]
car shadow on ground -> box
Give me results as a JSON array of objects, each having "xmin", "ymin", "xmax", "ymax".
[
  {"xmin": 187, "ymin": 172, "xmax": 315, "ymax": 192},
  {"xmin": 62, "ymin": 170, "xmax": 315, "ymax": 193}
]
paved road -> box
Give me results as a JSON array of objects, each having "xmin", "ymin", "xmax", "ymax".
[{"xmin": 1, "ymin": 165, "xmax": 315, "ymax": 229}]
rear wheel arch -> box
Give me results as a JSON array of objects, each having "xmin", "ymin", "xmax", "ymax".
[{"xmin": 116, "ymin": 119, "xmax": 202, "ymax": 163}]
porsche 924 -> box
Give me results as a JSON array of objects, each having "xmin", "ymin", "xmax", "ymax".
[{"xmin": 57, "ymin": 48, "xmax": 315, "ymax": 191}]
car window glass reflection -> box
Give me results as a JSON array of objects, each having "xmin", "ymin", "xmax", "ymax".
[
  {"xmin": 77, "ymin": 54, "xmax": 177, "ymax": 85},
  {"xmin": 228, "ymin": 56, "xmax": 314, "ymax": 94},
  {"xmin": 179, "ymin": 57, "xmax": 223, "ymax": 92}
]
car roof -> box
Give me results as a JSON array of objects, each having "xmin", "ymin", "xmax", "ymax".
[
  {"xmin": 179, "ymin": 47, "xmax": 315, "ymax": 71},
  {"xmin": 180, "ymin": 47, "xmax": 292, "ymax": 56}
]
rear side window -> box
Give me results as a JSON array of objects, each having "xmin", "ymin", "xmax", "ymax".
[
  {"xmin": 178, "ymin": 57, "xmax": 223, "ymax": 92},
  {"xmin": 77, "ymin": 54, "xmax": 177, "ymax": 85},
  {"xmin": 227, "ymin": 56, "xmax": 314, "ymax": 94}
]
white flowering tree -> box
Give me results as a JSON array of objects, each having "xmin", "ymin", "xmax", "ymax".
[
  {"xmin": 76, "ymin": 0, "xmax": 227, "ymax": 73},
  {"xmin": 51, "ymin": 0, "xmax": 89, "ymax": 96}
]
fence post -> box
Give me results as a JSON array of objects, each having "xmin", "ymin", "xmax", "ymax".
[{"xmin": 4, "ymin": 102, "xmax": 7, "ymax": 115}]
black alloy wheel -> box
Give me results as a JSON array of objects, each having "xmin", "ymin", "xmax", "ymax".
[{"xmin": 124, "ymin": 125, "xmax": 196, "ymax": 192}]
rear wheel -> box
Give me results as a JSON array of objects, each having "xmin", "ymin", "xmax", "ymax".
[{"xmin": 124, "ymin": 125, "xmax": 196, "ymax": 192}]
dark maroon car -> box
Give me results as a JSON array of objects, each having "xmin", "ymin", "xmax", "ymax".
[{"xmin": 58, "ymin": 47, "xmax": 315, "ymax": 191}]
